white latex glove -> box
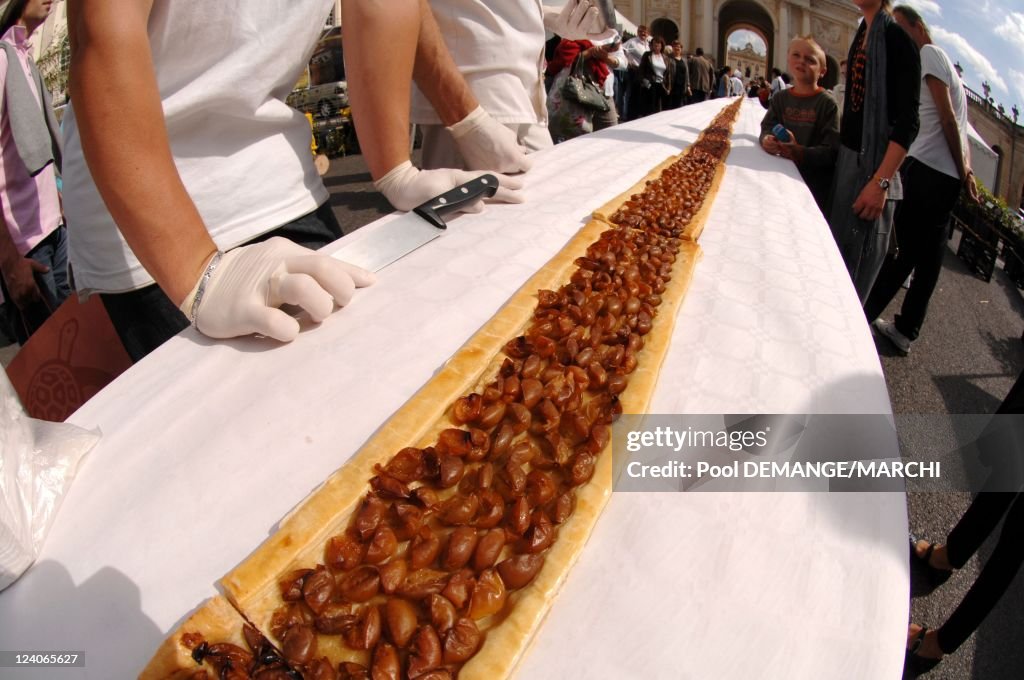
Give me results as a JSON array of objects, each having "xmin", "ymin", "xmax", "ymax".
[
  {"xmin": 543, "ymin": 1, "xmax": 616, "ymax": 41},
  {"xmin": 448, "ymin": 106, "xmax": 531, "ymax": 174},
  {"xmin": 180, "ymin": 237, "xmax": 375, "ymax": 342},
  {"xmin": 374, "ymin": 160, "xmax": 524, "ymax": 213}
]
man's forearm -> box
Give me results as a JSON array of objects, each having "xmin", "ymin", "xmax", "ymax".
[
  {"xmin": 940, "ymin": 118, "xmax": 969, "ymax": 180},
  {"xmin": 70, "ymin": 0, "xmax": 216, "ymax": 305},
  {"xmin": 342, "ymin": 0, "xmax": 423, "ymax": 179},
  {"xmin": 411, "ymin": 0, "xmax": 478, "ymax": 127},
  {"xmin": 926, "ymin": 77, "xmax": 969, "ymax": 181},
  {"xmin": 875, "ymin": 142, "xmax": 908, "ymax": 185}
]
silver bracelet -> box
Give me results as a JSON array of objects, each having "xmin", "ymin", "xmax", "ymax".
[{"xmin": 188, "ymin": 251, "xmax": 223, "ymax": 327}]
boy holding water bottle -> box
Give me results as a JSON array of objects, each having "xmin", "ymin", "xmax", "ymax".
[{"xmin": 760, "ymin": 36, "xmax": 840, "ymax": 214}]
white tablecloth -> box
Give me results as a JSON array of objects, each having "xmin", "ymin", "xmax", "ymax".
[{"xmin": 0, "ymin": 99, "xmax": 907, "ymax": 679}]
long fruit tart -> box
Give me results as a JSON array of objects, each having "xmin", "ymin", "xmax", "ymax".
[{"xmin": 142, "ymin": 98, "xmax": 743, "ymax": 680}]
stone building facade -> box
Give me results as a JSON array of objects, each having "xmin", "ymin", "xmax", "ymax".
[
  {"xmin": 29, "ymin": 0, "xmax": 69, "ymax": 106},
  {"xmin": 727, "ymin": 42, "xmax": 766, "ymax": 81},
  {"xmin": 613, "ymin": 0, "xmax": 859, "ymax": 88},
  {"xmin": 966, "ymin": 90, "xmax": 1024, "ymax": 209}
]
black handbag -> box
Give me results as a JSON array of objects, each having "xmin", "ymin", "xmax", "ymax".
[{"xmin": 561, "ymin": 53, "xmax": 610, "ymax": 112}]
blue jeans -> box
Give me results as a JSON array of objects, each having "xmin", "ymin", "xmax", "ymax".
[
  {"xmin": 828, "ymin": 145, "xmax": 897, "ymax": 304},
  {"xmin": 101, "ymin": 202, "xmax": 343, "ymax": 362},
  {"xmin": 0, "ymin": 225, "xmax": 70, "ymax": 344}
]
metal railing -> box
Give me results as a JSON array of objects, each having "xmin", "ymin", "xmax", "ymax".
[{"xmin": 965, "ymin": 85, "xmax": 1021, "ymax": 129}]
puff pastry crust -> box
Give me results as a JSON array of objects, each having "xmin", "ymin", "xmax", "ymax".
[{"xmin": 140, "ymin": 99, "xmax": 741, "ymax": 679}]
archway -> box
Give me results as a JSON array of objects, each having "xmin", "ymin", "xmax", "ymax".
[
  {"xmin": 822, "ymin": 54, "xmax": 839, "ymax": 89},
  {"xmin": 718, "ymin": 0, "xmax": 775, "ymax": 76},
  {"xmin": 724, "ymin": 28, "xmax": 768, "ymax": 82},
  {"xmin": 650, "ymin": 17, "xmax": 679, "ymax": 45}
]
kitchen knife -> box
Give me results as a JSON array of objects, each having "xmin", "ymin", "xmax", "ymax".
[
  {"xmin": 331, "ymin": 174, "xmax": 498, "ymax": 272},
  {"xmin": 595, "ymin": 0, "xmax": 617, "ymax": 32}
]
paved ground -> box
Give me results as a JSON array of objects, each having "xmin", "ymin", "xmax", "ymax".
[
  {"xmin": 320, "ymin": 150, "xmax": 416, "ymax": 235},
  {"xmin": 879, "ymin": 232, "xmax": 1024, "ymax": 680},
  {"xmin": 2, "ymin": 150, "xmax": 1021, "ymax": 678}
]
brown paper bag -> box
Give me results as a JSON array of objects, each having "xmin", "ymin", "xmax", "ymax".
[{"xmin": 5, "ymin": 296, "xmax": 131, "ymax": 422}]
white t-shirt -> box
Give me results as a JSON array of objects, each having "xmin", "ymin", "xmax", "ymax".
[
  {"xmin": 596, "ymin": 35, "xmax": 625, "ymax": 98},
  {"xmin": 650, "ymin": 54, "xmax": 667, "ymax": 82},
  {"xmin": 411, "ymin": 1, "xmax": 547, "ymax": 126},
  {"xmin": 62, "ymin": 0, "xmax": 332, "ymax": 293},
  {"xmin": 622, "ymin": 35, "xmax": 650, "ymax": 68},
  {"xmin": 730, "ymin": 75, "xmax": 744, "ymax": 96},
  {"xmin": 771, "ymin": 75, "xmax": 786, "ymax": 96},
  {"xmin": 908, "ymin": 44, "xmax": 968, "ymax": 180},
  {"xmin": 832, "ymin": 81, "xmax": 846, "ymax": 121}
]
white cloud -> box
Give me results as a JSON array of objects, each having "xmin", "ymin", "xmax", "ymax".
[
  {"xmin": 932, "ymin": 25, "xmax": 1008, "ymax": 94},
  {"xmin": 727, "ymin": 29, "xmax": 766, "ymax": 55},
  {"xmin": 901, "ymin": 0, "xmax": 943, "ymax": 17},
  {"xmin": 994, "ymin": 12, "xmax": 1024, "ymax": 57}
]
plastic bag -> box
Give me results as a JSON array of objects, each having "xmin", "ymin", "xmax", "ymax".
[{"xmin": 0, "ymin": 369, "xmax": 99, "ymax": 591}]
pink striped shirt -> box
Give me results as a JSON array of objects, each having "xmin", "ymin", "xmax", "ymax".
[{"xmin": 0, "ymin": 25, "xmax": 61, "ymax": 257}]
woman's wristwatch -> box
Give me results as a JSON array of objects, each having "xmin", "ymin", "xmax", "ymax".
[{"xmin": 875, "ymin": 175, "xmax": 891, "ymax": 191}]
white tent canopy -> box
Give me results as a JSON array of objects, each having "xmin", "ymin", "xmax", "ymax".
[
  {"xmin": 613, "ymin": 9, "xmax": 638, "ymax": 37},
  {"xmin": 967, "ymin": 121, "xmax": 999, "ymax": 192}
]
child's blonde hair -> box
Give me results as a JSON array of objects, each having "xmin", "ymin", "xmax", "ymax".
[{"xmin": 791, "ymin": 35, "xmax": 827, "ymax": 68}]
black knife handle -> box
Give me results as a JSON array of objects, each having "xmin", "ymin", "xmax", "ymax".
[{"xmin": 412, "ymin": 174, "xmax": 500, "ymax": 229}]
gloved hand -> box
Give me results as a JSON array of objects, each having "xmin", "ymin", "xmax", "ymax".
[
  {"xmin": 543, "ymin": 1, "xmax": 616, "ymax": 41},
  {"xmin": 180, "ymin": 237, "xmax": 375, "ymax": 342},
  {"xmin": 374, "ymin": 160, "xmax": 524, "ymax": 212},
  {"xmin": 448, "ymin": 106, "xmax": 531, "ymax": 174}
]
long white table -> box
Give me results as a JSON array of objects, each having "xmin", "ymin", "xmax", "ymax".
[{"xmin": 0, "ymin": 99, "xmax": 908, "ymax": 679}]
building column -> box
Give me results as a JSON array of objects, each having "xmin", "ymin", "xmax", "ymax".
[
  {"xmin": 802, "ymin": 8, "xmax": 811, "ymax": 37},
  {"xmin": 700, "ymin": 0, "xmax": 713, "ymax": 53},
  {"xmin": 635, "ymin": 0, "xmax": 644, "ymax": 26},
  {"xmin": 774, "ymin": 1, "xmax": 790, "ymax": 70},
  {"xmin": 679, "ymin": 0, "xmax": 692, "ymax": 50}
]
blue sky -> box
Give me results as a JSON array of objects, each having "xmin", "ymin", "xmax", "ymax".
[
  {"xmin": 726, "ymin": 1, "xmax": 1024, "ymax": 119},
  {"xmin": 907, "ymin": 0, "xmax": 1024, "ymax": 119}
]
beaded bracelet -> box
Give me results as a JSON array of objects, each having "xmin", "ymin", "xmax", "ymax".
[{"xmin": 188, "ymin": 251, "xmax": 223, "ymax": 327}]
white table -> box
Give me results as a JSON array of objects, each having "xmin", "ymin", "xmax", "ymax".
[{"xmin": 0, "ymin": 99, "xmax": 908, "ymax": 679}]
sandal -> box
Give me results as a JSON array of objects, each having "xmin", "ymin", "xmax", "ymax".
[
  {"xmin": 904, "ymin": 625, "xmax": 942, "ymax": 675},
  {"xmin": 909, "ymin": 534, "xmax": 952, "ymax": 596}
]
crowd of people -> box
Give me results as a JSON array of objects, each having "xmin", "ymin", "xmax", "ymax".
[
  {"xmin": 754, "ymin": 2, "xmax": 1022, "ymax": 674},
  {"xmin": 3, "ymin": 1, "xmax": 779, "ymax": 356},
  {"xmin": 754, "ymin": 2, "xmax": 977, "ymax": 368},
  {"xmin": 543, "ymin": 22, "xmax": 759, "ymax": 143},
  {"xmin": 0, "ymin": 0, "xmax": 1021, "ymax": 675}
]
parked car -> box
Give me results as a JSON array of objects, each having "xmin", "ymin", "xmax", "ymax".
[{"xmin": 287, "ymin": 81, "xmax": 348, "ymax": 119}]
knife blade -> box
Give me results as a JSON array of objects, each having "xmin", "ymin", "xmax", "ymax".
[
  {"xmin": 330, "ymin": 174, "xmax": 498, "ymax": 272},
  {"xmin": 594, "ymin": 0, "xmax": 617, "ymax": 32}
]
